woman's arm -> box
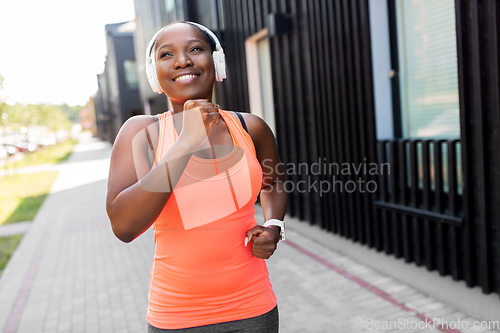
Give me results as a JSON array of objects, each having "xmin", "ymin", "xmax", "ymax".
[
  {"xmin": 106, "ymin": 116, "xmax": 195, "ymax": 242},
  {"xmin": 106, "ymin": 103, "xmax": 220, "ymax": 243},
  {"xmin": 242, "ymin": 113, "xmax": 288, "ymax": 258}
]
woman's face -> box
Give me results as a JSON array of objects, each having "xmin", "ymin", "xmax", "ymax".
[{"xmin": 154, "ymin": 23, "xmax": 215, "ymax": 105}]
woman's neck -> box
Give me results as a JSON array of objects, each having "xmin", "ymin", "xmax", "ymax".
[
  {"xmin": 170, "ymin": 95, "xmax": 213, "ymax": 114},
  {"xmin": 171, "ymin": 101, "xmax": 184, "ymax": 114}
]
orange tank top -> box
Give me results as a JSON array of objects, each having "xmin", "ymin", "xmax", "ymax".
[{"xmin": 146, "ymin": 110, "xmax": 277, "ymax": 329}]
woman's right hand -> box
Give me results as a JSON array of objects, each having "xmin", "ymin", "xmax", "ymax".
[{"xmin": 179, "ymin": 99, "xmax": 220, "ymax": 149}]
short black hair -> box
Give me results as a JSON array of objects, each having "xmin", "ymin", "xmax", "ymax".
[{"xmin": 155, "ymin": 20, "xmax": 217, "ymax": 54}]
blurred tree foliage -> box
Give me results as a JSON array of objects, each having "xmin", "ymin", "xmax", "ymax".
[
  {"xmin": 59, "ymin": 104, "xmax": 82, "ymax": 123},
  {"xmin": 0, "ymin": 73, "xmax": 82, "ymax": 131},
  {"xmin": 3, "ymin": 104, "xmax": 77, "ymax": 131}
]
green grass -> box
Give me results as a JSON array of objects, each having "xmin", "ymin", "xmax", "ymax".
[
  {"xmin": 0, "ymin": 138, "xmax": 76, "ymax": 277},
  {"xmin": 0, "ymin": 235, "xmax": 23, "ymax": 276},
  {"xmin": 0, "ymin": 171, "xmax": 60, "ymax": 226},
  {"xmin": 2, "ymin": 138, "xmax": 77, "ymax": 169}
]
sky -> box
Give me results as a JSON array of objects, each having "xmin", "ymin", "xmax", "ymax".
[{"xmin": 0, "ymin": 0, "xmax": 136, "ymax": 106}]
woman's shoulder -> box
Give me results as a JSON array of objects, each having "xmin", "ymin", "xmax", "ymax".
[
  {"xmin": 114, "ymin": 115, "xmax": 158, "ymax": 143},
  {"xmin": 223, "ymin": 111, "xmax": 262, "ymax": 128},
  {"xmin": 223, "ymin": 111, "xmax": 275, "ymax": 150},
  {"xmin": 227, "ymin": 111, "xmax": 271, "ymax": 135},
  {"xmin": 122, "ymin": 113, "xmax": 170, "ymax": 131},
  {"xmin": 123, "ymin": 114, "xmax": 156, "ymax": 127}
]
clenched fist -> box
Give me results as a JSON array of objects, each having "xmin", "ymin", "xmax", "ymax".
[
  {"xmin": 178, "ymin": 99, "xmax": 220, "ymax": 149},
  {"xmin": 244, "ymin": 225, "xmax": 281, "ymax": 259}
]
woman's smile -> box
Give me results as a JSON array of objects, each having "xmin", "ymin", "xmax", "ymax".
[{"xmin": 173, "ymin": 73, "xmax": 200, "ymax": 82}]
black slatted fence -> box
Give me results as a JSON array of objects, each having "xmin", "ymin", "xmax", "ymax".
[{"xmin": 375, "ymin": 140, "xmax": 464, "ymax": 278}]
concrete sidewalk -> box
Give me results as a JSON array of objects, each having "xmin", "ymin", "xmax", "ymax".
[
  {"xmin": 0, "ymin": 222, "xmax": 32, "ymax": 237},
  {"xmin": 0, "ymin": 132, "xmax": 498, "ymax": 333}
]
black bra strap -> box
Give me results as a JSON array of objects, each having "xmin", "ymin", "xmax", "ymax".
[
  {"xmin": 235, "ymin": 112, "xmax": 248, "ymax": 134},
  {"xmin": 153, "ymin": 115, "xmax": 159, "ymax": 135}
]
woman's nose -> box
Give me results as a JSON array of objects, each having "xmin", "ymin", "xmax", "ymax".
[{"xmin": 174, "ymin": 53, "xmax": 193, "ymax": 69}]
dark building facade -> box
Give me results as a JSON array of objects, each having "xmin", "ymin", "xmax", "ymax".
[
  {"xmin": 132, "ymin": 0, "xmax": 500, "ymax": 296},
  {"xmin": 95, "ymin": 21, "xmax": 142, "ymax": 142}
]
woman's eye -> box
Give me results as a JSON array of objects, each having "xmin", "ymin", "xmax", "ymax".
[
  {"xmin": 160, "ymin": 52, "xmax": 172, "ymax": 58},
  {"xmin": 191, "ymin": 47, "xmax": 203, "ymax": 52}
]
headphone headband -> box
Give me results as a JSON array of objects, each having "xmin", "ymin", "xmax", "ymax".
[{"xmin": 145, "ymin": 21, "xmax": 227, "ymax": 94}]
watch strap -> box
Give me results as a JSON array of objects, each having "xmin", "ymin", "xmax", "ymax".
[{"xmin": 263, "ymin": 219, "xmax": 286, "ymax": 241}]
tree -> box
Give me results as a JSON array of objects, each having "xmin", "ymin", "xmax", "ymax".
[
  {"xmin": 59, "ymin": 103, "xmax": 82, "ymax": 123},
  {"xmin": 3, "ymin": 104, "xmax": 72, "ymax": 132},
  {"xmin": 0, "ymin": 74, "xmax": 73, "ymax": 132}
]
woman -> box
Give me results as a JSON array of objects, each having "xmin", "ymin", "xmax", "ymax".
[{"xmin": 106, "ymin": 21, "xmax": 287, "ymax": 332}]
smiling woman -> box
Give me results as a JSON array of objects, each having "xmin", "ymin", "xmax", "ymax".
[
  {"xmin": 154, "ymin": 24, "xmax": 217, "ymax": 106},
  {"xmin": 105, "ymin": 21, "xmax": 287, "ymax": 332}
]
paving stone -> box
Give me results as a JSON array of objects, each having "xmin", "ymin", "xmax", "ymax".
[{"xmin": 425, "ymin": 305, "xmax": 456, "ymax": 319}]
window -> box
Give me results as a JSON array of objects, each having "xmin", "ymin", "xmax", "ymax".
[
  {"xmin": 396, "ymin": 0, "xmax": 460, "ymax": 139},
  {"xmin": 245, "ymin": 29, "xmax": 276, "ymax": 135},
  {"xmin": 123, "ymin": 59, "xmax": 139, "ymax": 90},
  {"xmin": 164, "ymin": 0, "xmax": 175, "ymax": 12}
]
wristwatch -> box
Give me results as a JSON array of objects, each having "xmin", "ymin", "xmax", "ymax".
[{"xmin": 263, "ymin": 219, "xmax": 286, "ymax": 241}]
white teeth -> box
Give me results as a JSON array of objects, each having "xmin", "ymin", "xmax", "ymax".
[{"xmin": 175, "ymin": 74, "xmax": 197, "ymax": 81}]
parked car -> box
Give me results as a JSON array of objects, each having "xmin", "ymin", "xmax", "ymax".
[
  {"xmin": 32, "ymin": 137, "xmax": 56, "ymax": 147},
  {"xmin": 1, "ymin": 145, "xmax": 17, "ymax": 156},
  {"xmin": 13, "ymin": 141, "xmax": 38, "ymax": 153}
]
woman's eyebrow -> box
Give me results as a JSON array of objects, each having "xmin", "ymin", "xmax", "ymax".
[
  {"xmin": 157, "ymin": 39, "xmax": 206, "ymax": 51},
  {"xmin": 185, "ymin": 38, "xmax": 205, "ymax": 45},
  {"xmin": 157, "ymin": 43, "xmax": 173, "ymax": 52}
]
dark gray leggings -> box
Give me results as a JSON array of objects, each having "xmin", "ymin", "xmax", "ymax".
[{"xmin": 147, "ymin": 305, "xmax": 279, "ymax": 333}]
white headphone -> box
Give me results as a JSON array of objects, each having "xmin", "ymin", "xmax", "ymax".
[{"xmin": 145, "ymin": 21, "xmax": 227, "ymax": 94}]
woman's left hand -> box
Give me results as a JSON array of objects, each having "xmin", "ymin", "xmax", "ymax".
[{"xmin": 245, "ymin": 225, "xmax": 281, "ymax": 259}]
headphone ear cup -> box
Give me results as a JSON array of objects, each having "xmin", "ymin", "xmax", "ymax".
[
  {"xmin": 212, "ymin": 49, "xmax": 227, "ymax": 82},
  {"xmin": 152, "ymin": 64, "xmax": 162, "ymax": 94},
  {"xmin": 146, "ymin": 59, "xmax": 163, "ymax": 94},
  {"xmin": 145, "ymin": 28, "xmax": 164, "ymax": 94}
]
